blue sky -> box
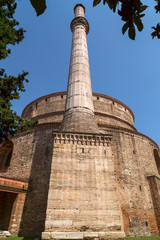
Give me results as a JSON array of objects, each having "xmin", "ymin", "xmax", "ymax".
[{"xmin": 2, "ymin": 0, "xmax": 160, "ymax": 147}]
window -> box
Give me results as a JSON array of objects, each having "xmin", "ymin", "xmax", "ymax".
[
  {"xmin": 145, "ymin": 221, "xmax": 148, "ymax": 227},
  {"xmin": 0, "ymin": 141, "xmax": 13, "ymax": 169},
  {"xmin": 153, "ymin": 149, "xmax": 160, "ymax": 175},
  {"xmin": 28, "ymin": 106, "xmax": 33, "ymax": 111}
]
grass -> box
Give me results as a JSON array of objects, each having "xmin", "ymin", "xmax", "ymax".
[
  {"xmin": 0, "ymin": 236, "xmax": 159, "ymax": 240},
  {"xmin": 0, "ymin": 237, "xmax": 38, "ymax": 240}
]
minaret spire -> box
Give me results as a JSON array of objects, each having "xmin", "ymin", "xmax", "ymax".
[{"xmin": 60, "ymin": 4, "xmax": 99, "ymax": 133}]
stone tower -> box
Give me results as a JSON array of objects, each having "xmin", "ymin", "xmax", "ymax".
[
  {"xmin": 60, "ymin": 4, "xmax": 99, "ymax": 133},
  {"xmin": 0, "ymin": 3, "xmax": 160, "ymax": 240}
]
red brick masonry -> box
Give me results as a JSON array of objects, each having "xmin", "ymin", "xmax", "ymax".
[{"xmin": 0, "ymin": 177, "xmax": 28, "ymax": 193}]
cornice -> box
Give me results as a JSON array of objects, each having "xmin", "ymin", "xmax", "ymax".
[
  {"xmin": 53, "ymin": 132, "xmax": 112, "ymax": 146},
  {"xmin": 70, "ymin": 17, "xmax": 89, "ymax": 34}
]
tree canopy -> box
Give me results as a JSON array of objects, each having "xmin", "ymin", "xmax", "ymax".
[
  {"xmin": 0, "ymin": 0, "xmax": 36, "ymax": 143},
  {"xmin": 29, "ymin": 0, "xmax": 160, "ymax": 40}
]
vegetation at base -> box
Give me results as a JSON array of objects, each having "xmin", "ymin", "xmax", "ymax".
[
  {"xmin": 0, "ymin": 236, "xmax": 159, "ymax": 240},
  {"xmin": 0, "ymin": 236, "xmax": 38, "ymax": 240},
  {"xmin": 0, "ymin": 0, "xmax": 37, "ymax": 144},
  {"xmin": 29, "ymin": 0, "xmax": 160, "ymax": 40}
]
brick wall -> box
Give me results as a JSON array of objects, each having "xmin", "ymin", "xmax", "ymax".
[
  {"xmin": 18, "ymin": 126, "xmax": 54, "ymax": 236},
  {"xmin": 0, "ymin": 125, "xmax": 54, "ymax": 236},
  {"xmin": 110, "ymin": 130, "xmax": 160, "ymax": 236},
  {"xmin": 9, "ymin": 193, "xmax": 26, "ymax": 236},
  {"xmin": 0, "ymin": 124, "xmax": 159, "ymax": 237},
  {"xmin": 22, "ymin": 92, "xmax": 134, "ymax": 130}
]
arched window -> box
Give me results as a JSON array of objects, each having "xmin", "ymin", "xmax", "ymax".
[
  {"xmin": 0, "ymin": 141, "xmax": 13, "ymax": 169},
  {"xmin": 153, "ymin": 149, "xmax": 160, "ymax": 175}
]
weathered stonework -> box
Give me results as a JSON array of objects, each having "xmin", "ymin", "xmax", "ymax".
[
  {"xmin": 0, "ymin": 3, "xmax": 160, "ymax": 240},
  {"xmin": 0, "ymin": 123, "xmax": 159, "ymax": 237},
  {"xmin": 43, "ymin": 132, "xmax": 124, "ymax": 239},
  {"xmin": 21, "ymin": 92, "xmax": 135, "ymax": 130}
]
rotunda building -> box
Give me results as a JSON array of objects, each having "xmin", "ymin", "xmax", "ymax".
[{"xmin": 0, "ymin": 4, "xmax": 160, "ymax": 240}]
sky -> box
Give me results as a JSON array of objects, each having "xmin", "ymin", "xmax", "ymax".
[{"xmin": 2, "ymin": 0, "xmax": 160, "ymax": 147}]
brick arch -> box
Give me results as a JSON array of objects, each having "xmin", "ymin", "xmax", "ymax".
[
  {"xmin": 153, "ymin": 149, "xmax": 160, "ymax": 175},
  {"xmin": 0, "ymin": 140, "xmax": 13, "ymax": 169}
]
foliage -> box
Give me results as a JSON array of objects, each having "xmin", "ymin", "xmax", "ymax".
[
  {"xmin": 0, "ymin": 0, "xmax": 25, "ymax": 59},
  {"xmin": 30, "ymin": 0, "xmax": 46, "ymax": 16},
  {"xmin": 0, "ymin": 236, "xmax": 38, "ymax": 240},
  {"xmin": 0, "ymin": 69, "xmax": 37, "ymax": 143},
  {"xmin": 93, "ymin": 0, "xmax": 155, "ymax": 40},
  {"xmin": 0, "ymin": 0, "xmax": 37, "ymax": 144},
  {"xmin": 151, "ymin": 23, "xmax": 160, "ymax": 38},
  {"xmin": 29, "ymin": 0, "xmax": 160, "ymax": 40}
]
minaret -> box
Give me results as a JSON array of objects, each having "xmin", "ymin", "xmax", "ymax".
[{"xmin": 60, "ymin": 4, "xmax": 99, "ymax": 133}]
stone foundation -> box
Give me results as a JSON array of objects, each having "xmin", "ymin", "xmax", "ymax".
[{"xmin": 42, "ymin": 231, "xmax": 125, "ymax": 240}]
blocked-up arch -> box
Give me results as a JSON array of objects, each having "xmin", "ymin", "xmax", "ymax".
[
  {"xmin": 0, "ymin": 141, "xmax": 13, "ymax": 169},
  {"xmin": 153, "ymin": 149, "xmax": 160, "ymax": 175}
]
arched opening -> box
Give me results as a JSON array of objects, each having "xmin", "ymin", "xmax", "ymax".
[
  {"xmin": 0, "ymin": 140, "xmax": 13, "ymax": 169},
  {"xmin": 153, "ymin": 149, "xmax": 160, "ymax": 175}
]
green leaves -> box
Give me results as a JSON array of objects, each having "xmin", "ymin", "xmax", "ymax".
[
  {"xmin": 134, "ymin": 17, "xmax": 143, "ymax": 31},
  {"xmin": 122, "ymin": 16, "xmax": 143, "ymax": 40},
  {"xmin": 118, "ymin": 0, "xmax": 147, "ymax": 40},
  {"xmin": 30, "ymin": 0, "xmax": 46, "ymax": 16},
  {"xmin": 122, "ymin": 22, "xmax": 128, "ymax": 35},
  {"xmin": 105, "ymin": 0, "xmax": 118, "ymax": 12},
  {"xmin": 0, "ymin": 1, "xmax": 25, "ymax": 60},
  {"xmin": 0, "ymin": 1, "xmax": 37, "ymax": 143},
  {"xmin": 128, "ymin": 24, "xmax": 136, "ymax": 40},
  {"xmin": 93, "ymin": 0, "xmax": 101, "ymax": 7},
  {"xmin": 155, "ymin": 0, "xmax": 160, "ymax": 13},
  {"xmin": 139, "ymin": 5, "xmax": 148, "ymax": 13},
  {"xmin": 93, "ymin": 0, "xmax": 118, "ymax": 11},
  {"xmin": 95, "ymin": 0, "xmax": 147, "ymax": 39},
  {"xmin": 151, "ymin": 23, "xmax": 160, "ymax": 39},
  {"xmin": 27, "ymin": 0, "xmax": 160, "ymax": 40},
  {"xmin": 0, "ymin": 69, "xmax": 37, "ymax": 143}
]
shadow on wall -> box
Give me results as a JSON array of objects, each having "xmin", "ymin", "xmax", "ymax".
[
  {"xmin": 147, "ymin": 175, "xmax": 160, "ymax": 235},
  {"xmin": 0, "ymin": 140, "xmax": 13, "ymax": 172},
  {"xmin": 153, "ymin": 149, "xmax": 160, "ymax": 175},
  {"xmin": 19, "ymin": 127, "xmax": 53, "ymax": 236}
]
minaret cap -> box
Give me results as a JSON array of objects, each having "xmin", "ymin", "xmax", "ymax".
[
  {"xmin": 71, "ymin": 4, "xmax": 89, "ymax": 34},
  {"xmin": 74, "ymin": 4, "xmax": 85, "ymax": 17},
  {"xmin": 74, "ymin": 4, "xmax": 85, "ymax": 13}
]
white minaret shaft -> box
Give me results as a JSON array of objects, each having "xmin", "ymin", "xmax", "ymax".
[
  {"xmin": 61, "ymin": 4, "xmax": 99, "ymax": 133},
  {"xmin": 66, "ymin": 4, "xmax": 94, "ymax": 115}
]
